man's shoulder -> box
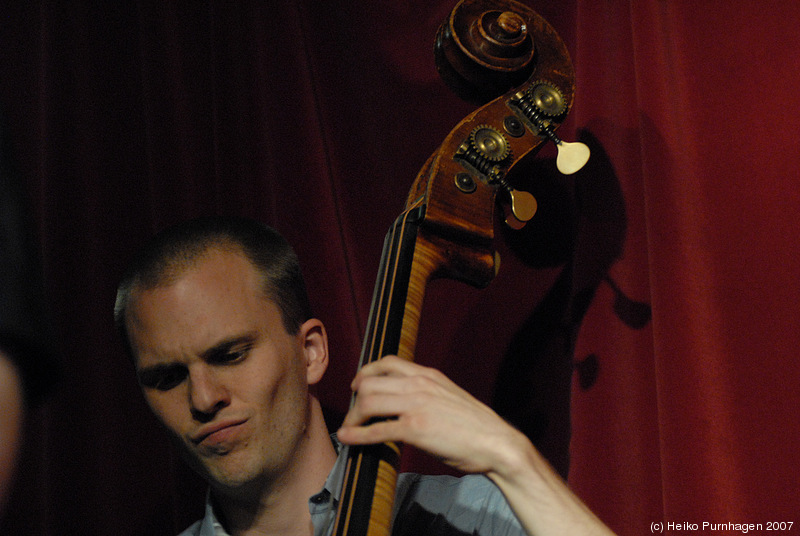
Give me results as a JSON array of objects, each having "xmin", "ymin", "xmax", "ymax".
[
  {"xmin": 397, "ymin": 472, "xmax": 501, "ymax": 499},
  {"xmin": 393, "ymin": 473, "xmax": 524, "ymax": 535}
]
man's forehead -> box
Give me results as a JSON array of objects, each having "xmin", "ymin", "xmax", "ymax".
[
  {"xmin": 133, "ymin": 247, "xmax": 260, "ymax": 299},
  {"xmin": 125, "ymin": 250, "xmax": 280, "ymax": 360}
]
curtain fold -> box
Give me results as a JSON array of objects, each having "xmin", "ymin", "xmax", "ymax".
[{"xmin": 570, "ymin": 0, "xmax": 800, "ymax": 529}]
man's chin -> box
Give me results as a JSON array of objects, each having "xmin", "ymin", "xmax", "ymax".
[
  {"xmin": 182, "ymin": 447, "xmax": 259, "ymax": 488},
  {"xmin": 206, "ymin": 463, "xmax": 276, "ymax": 502}
]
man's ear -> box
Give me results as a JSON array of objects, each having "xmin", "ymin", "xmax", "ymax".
[{"xmin": 298, "ymin": 318, "xmax": 329, "ymax": 385}]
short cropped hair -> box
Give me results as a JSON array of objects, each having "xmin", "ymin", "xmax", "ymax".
[{"xmin": 114, "ymin": 216, "xmax": 313, "ymax": 359}]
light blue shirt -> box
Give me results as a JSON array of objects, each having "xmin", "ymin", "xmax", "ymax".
[{"xmin": 178, "ymin": 445, "xmax": 525, "ymax": 536}]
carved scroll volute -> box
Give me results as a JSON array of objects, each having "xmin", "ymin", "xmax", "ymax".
[
  {"xmin": 435, "ymin": 0, "xmax": 537, "ymax": 104},
  {"xmin": 408, "ymin": 0, "xmax": 577, "ymax": 289}
]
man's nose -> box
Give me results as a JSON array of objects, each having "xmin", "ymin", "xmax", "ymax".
[{"xmin": 188, "ymin": 367, "xmax": 230, "ymax": 421}]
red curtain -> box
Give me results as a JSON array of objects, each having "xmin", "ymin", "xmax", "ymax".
[{"xmin": 2, "ymin": 1, "xmax": 798, "ymax": 534}]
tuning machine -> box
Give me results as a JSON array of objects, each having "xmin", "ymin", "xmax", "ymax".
[
  {"xmin": 510, "ymin": 81, "xmax": 590, "ymax": 174},
  {"xmin": 455, "ymin": 125, "xmax": 538, "ymax": 228}
]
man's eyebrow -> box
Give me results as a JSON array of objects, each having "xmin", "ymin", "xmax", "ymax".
[
  {"xmin": 136, "ymin": 362, "xmax": 184, "ymax": 384},
  {"xmin": 135, "ymin": 332, "xmax": 259, "ymax": 380},
  {"xmin": 136, "ymin": 358, "xmax": 180, "ymax": 375},
  {"xmin": 201, "ymin": 332, "xmax": 258, "ymax": 362}
]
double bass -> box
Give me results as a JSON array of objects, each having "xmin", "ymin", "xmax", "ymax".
[{"xmin": 332, "ymin": 2, "xmax": 589, "ymax": 535}]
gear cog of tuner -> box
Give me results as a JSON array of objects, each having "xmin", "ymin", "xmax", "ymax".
[
  {"xmin": 470, "ymin": 125, "xmax": 511, "ymax": 162},
  {"xmin": 529, "ymin": 81, "xmax": 567, "ymax": 117}
]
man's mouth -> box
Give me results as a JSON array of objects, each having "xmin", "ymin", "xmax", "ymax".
[{"xmin": 191, "ymin": 419, "xmax": 247, "ymax": 448}]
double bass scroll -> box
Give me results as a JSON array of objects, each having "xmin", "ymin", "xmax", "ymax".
[{"xmin": 332, "ymin": 2, "xmax": 588, "ymax": 536}]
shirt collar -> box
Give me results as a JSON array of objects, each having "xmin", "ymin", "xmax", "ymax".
[
  {"xmin": 317, "ymin": 439, "xmax": 348, "ymax": 503},
  {"xmin": 197, "ymin": 490, "xmax": 229, "ymax": 536}
]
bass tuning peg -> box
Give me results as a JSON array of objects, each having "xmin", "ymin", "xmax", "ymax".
[
  {"xmin": 487, "ymin": 167, "xmax": 537, "ymax": 229},
  {"xmin": 510, "ymin": 81, "xmax": 591, "ymax": 174},
  {"xmin": 555, "ymin": 139, "xmax": 590, "ymax": 175},
  {"xmin": 503, "ymin": 186, "xmax": 537, "ymax": 229}
]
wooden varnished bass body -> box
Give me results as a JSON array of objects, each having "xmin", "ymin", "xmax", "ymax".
[{"xmin": 332, "ymin": 1, "xmax": 586, "ymax": 535}]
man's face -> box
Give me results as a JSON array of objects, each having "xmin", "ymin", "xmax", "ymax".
[{"xmin": 125, "ymin": 247, "xmax": 324, "ymax": 491}]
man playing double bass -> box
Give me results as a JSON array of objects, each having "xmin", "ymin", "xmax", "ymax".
[{"xmin": 114, "ymin": 216, "xmax": 615, "ymax": 536}]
